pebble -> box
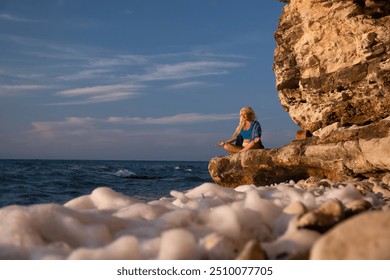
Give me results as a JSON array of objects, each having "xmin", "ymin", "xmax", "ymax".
[{"xmin": 297, "ymin": 199, "xmax": 344, "ymax": 232}]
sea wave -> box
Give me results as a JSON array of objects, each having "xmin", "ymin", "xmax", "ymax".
[
  {"xmin": 0, "ymin": 159, "xmax": 212, "ymax": 207},
  {"xmin": 114, "ymin": 169, "xmax": 137, "ymax": 178}
]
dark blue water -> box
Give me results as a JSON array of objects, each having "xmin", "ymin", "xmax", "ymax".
[{"xmin": 0, "ymin": 159, "xmax": 213, "ymax": 207}]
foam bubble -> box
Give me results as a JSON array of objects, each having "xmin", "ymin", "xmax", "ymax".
[{"xmin": 158, "ymin": 229, "xmax": 198, "ymax": 260}]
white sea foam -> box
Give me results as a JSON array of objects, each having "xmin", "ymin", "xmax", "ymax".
[
  {"xmin": 0, "ymin": 181, "xmax": 385, "ymax": 260},
  {"xmin": 114, "ymin": 169, "xmax": 137, "ymax": 178}
]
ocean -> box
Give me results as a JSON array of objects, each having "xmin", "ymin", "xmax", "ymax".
[{"xmin": 0, "ymin": 159, "xmax": 213, "ymax": 208}]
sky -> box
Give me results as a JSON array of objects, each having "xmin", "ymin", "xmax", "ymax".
[{"xmin": 0, "ymin": 0, "xmax": 299, "ymax": 161}]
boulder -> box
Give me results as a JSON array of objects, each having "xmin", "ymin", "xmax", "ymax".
[{"xmin": 310, "ymin": 210, "xmax": 390, "ymax": 259}]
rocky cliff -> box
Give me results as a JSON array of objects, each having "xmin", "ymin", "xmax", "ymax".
[
  {"xmin": 274, "ymin": 0, "xmax": 390, "ymax": 132},
  {"xmin": 209, "ymin": 0, "xmax": 390, "ymax": 187}
]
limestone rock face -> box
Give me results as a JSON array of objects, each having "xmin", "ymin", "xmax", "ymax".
[
  {"xmin": 208, "ymin": 118, "xmax": 390, "ymax": 188},
  {"xmin": 206, "ymin": 0, "xmax": 390, "ymax": 260},
  {"xmin": 274, "ymin": 0, "xmax": 390, "ymax": 132},
  {"xmin": 208, "ymin": 0, "xmax": 389, "ymax": 188}
]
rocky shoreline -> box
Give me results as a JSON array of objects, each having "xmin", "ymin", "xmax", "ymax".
[
  {"xmin": 1, "ymin": 178, "xmax": 389, "ymax": 260},
  {"xmin": 236, "ymin": 176, "xmax": 390, "ymax": 259},
  {"xmin": 208, "ymin": 0, "xmax": 390, "ymax": 260},
  {"xmin": 1, "ymin": 0, "xmax": 388, "ymax": 261}
]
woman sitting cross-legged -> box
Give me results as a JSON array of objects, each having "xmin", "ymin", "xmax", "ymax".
[{"xmin": 217, "ymin": 106, "xmax": 264, "ymax": 154}]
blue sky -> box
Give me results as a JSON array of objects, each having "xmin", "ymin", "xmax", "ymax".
[{"xmin": 0, "ymin": 0, "xmax": 299, "ymax": 161}]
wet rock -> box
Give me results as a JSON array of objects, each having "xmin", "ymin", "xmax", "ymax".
[
  {"xmin": 372, "ymin": 182, "xmax": 390, "ymax": 199},
  {"xmin": 262, "ymin": 217, "xmax": 321, "ymax": 260},
  {"xmin": 297, "ymin": 199, "xmax": 344, "ymax": 232},
  {"xmin": 235, "ymin": 239, "xmax": 266, "ymax": 260},
  {"xmin": 344, "ymin": 199, "xmax": 372, "ymax": 217},
  {"xmin": 283, "ymin": 201, "xmax": 307, "ymax": 216},
  {"xmin": 200, "ymin": 232, "xmax": 243, "ymax": 260}
]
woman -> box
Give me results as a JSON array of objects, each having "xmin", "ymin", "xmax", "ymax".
[{"xmin": 217, "ymin": 106, "xmax": 264, "ymax": 153}]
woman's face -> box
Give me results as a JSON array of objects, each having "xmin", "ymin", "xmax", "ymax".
[{"xmin": 240, "ymin": 111, "xmax": 249, "ymax": 121}]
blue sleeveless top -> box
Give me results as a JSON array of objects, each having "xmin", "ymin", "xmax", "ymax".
[
  {"xmin": 235, "ymin": 121, "xmax": 262, "ymax": 147},
  {"xmin": 240, "ymin": 124, "xmax": 252, "ymax": 139}
]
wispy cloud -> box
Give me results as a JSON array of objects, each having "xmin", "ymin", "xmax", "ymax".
[
  {"xmin": 49, "ymin": 92, "xmax": 138, "ymax": 105},
  {"xmin": 192, "ymin": 51, "xmax": 249, "ymax": 60},
  {"xmin": 49, "ymin": 84, "xmax": 141, "ymax": 105},
  {"xmin": 27, "ymin": 116, "xmax": 224, "ymax": 159},
  {"xmin": 50, "ymin": 54, "xmax": 244, "ymax": 105},
  {"xmin": 85, "ymin": 54, "xmax": 244, "ymax": 82},
  {"xmin": 0, "ymin": 84, "xmax": 51, "ymax": 95},
  {"xmin": 0, "ymin": 34, "xmax": 90, "ymax": 62},
  {"xmin": 0, "ymin": 13, "xmax": 42, "ymax": 23},
  {"xmin": 166, "ymin": 81, "xmax": 220, "ymax": 90},
  {"xmin": 106, "ymin": 113, "xmax": 237, "ymax": 125},
  {"xmin": 86, "ymin": 91, "xmax": 137, "ymax": 103},
  {"xmin": 122, "ymin": 9, "xmax": 133, "ymax": 15},
  {"xmin": 31, "ymin": 117, "xmax": 96, "ymax": 138},
  {"xmin": 57, "ymin": 69, "xmax": 113, "ymax": 81},
  {"xmin": 0, "ymin": 84, "xmax": 49, "ymax": 91},
  {"xmin": 30, "ymin": 113, "xmax": 236, "ymax": 142},
  {"xmin": 129, "ymin": 61, "xmax": 244, "ymax": 82},
  {"xmin": 32, "ymin": 112, "xmax": 236, "ymax": 136},
  {"xmin": 57, "ymin": 83, "xmax": 140, "ymax": 96},
  {"xmin": 87, "ymin": 55, "xmax": 148, "ymax": 68},
  {"xmin": 1, "ymin": 32, "xmax": 246, "ymax": 105}
]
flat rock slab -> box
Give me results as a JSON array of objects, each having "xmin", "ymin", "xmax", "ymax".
[{"xmin": 209, "ymin": 118, "xmax": 390, "ymax": 188}]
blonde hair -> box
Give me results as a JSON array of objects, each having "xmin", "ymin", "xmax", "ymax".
[{"xmin": 233, "ymin": 106, "xmax": 256, "ymax": 138}]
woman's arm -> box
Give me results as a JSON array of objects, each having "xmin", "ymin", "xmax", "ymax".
[
  {"xmin": 216, "ymin": 136, "xmax": 237, "ymax": 146},
  {"xmin": 250, "ymin": 121, "xmax": 262, "ymax": 140}
]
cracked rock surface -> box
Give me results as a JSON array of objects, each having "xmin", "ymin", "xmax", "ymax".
[{"xmin": 274, "ymin": 0, "xmax": 390, "ymax": 132}]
